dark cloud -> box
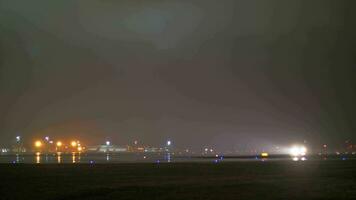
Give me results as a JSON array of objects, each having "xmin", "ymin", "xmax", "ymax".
[{"xmin": 0, "ymin": 0, "xmax": 355, "ymax": 150}]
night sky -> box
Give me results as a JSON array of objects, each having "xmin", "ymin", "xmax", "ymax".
[{"xmin": 0, "ymin": 1, "xmax": 355, "ymax": 150}]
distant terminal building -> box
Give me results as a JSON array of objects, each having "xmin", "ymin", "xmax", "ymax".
[
  {"xmin": 345, "ymin": 140, "xmax": 356, "ymax": 153},
  {"xmin": 86, "ymin": 145, "xmax": 128, "ymax": 153},
  {"xmin": 144, "ymin": 147, "xmax": 160, "ymax": 153},
  {"xmin": 0, "ymin": 146, "xmax": 25, "ymax": 154},
  {"xmin": 11, "ymin": 146, "xmax": 27, "ymax": 153},
  {"xmin": 1, "ymin": 148, "xmax": 10, "ymax": 154},
  {"xmin": 85, "ymin": 145, "xmax": 163, "ymax": 153}
]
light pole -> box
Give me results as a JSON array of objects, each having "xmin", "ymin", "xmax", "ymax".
[
  {"xmin": 34, "ymin": 140, "xmax": 43, "ymax": 158},
  {"xmin": 56, "ymin": 141, "xmax": 62, "ymax": 152},
  {"xmin": 15, "ymin": 136, "xmax": 21, "ymax": 153}
]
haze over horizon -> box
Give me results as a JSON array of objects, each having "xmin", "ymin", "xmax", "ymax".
[{"xmin": 1, "ymin": 0, "xmax": 356, "ymax": 150}]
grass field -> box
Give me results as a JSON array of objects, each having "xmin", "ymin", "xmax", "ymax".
[{"xmin": 0, "ymin": 160, "xmax": 355, "ymax": 200}]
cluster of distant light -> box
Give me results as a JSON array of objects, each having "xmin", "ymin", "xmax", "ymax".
[
  {"xmin": 289, "ymin": 145, "xmax": 307, "ymax": 161},
  {"xmin": 4, "ymin": 136, "xmax": 320, "ymax": 164},
  {"xmin": 12, "ymin": 136, "xmax": 174, "ymax": 153},
  {"xmin": 10, "ymin": 136, "xmax": 313, "ymax": 161},
  {"xmin": 32, "ymin": 136, "xmax": 84, "ymax": 153}
]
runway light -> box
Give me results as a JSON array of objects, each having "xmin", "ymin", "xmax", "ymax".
[{"xmin": 35, "ymin": 141, "xmax": 42, "ymax": 148}]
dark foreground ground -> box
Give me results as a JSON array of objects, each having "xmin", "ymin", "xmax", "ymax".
[{"xmin": 0, "ymin": 160, "xmax": 356, "ymax": 200}]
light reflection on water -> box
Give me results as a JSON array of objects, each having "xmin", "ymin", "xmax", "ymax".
[
  {"xmin": 1, "ymin": 152, "xmax": 177, "ymax": 164},
  {"xmin": 166, "ymin": 153, "xmax": 171, "ymax": 163},
  {"xmin": 0, "ymin": 153, "xmax": 313, "ymax": 164},
  {"xmin": 36, "ymin": 154, "xmax": 40, "ymax": 164},
  {"xmin": 57, "ymin": 154, "xmax": 62, "ymax": 164},
  {"xmin": 72, "ymin": 153, "xmax": 76, "ymax": 164},
  {"xmin": 106, "ymin": 154, "xmax": 110, "ymax": 162}
]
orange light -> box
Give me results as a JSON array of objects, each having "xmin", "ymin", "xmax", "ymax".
[
  {"xmin": 77, "ymin": 146, "xmax": 83, "ymax": 151},
  {"xmin": 71, "ymin": 141, "xmax": 77, "ymax": 147},
  {"xmin": 35, "ymin": 141, "xmax": 42, "ymax": 148},
  {"xmin": 56, "ymin": 141, "xmax": 63, "ymax": 147},
  {"xmin": 261, "ymin": 152, "xmax": 269, "ymax": 157}
]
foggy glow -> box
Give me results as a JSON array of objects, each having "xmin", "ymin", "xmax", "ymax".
[
  {"xmin": 34, "ymin": 141, "xmax": 42, "ymax": 148},
  {"xmin": 71, "ymin": 141, "xmax": 78, "ymax": 147},
  {"xmin": 56, "ymin": 141, "xmax": 63, "ymax": 147},
  {"xmin": 289, "ymin": 146, "xmax": 307, "ymax": 157}
]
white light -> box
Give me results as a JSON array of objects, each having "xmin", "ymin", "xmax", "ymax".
[
  {"xmin": 106, "ymin": 141, "xmax": 111, "ymax": 146},
  {"xmin": 300, "ymin": 147, "xmax": 307, "ymax": 156},
  {"xmin": 167, "ymin": 140, "xmax": 171, "ymax": 146},
  {"xmin": 16, "ymin": 136, "xmax": 21, "ymax": 142},
  {"xmin": 45, "ymin": 136, "xmax": 49, "ymax": 141},
  {"xmin": 301, "ymin": 157, "xmax": 306, "ymax": 161},
  {"xmin": 289, "ymin": 146, "xmax": 307, "ymax": 157},
  {"xmin": 290, "ymin": 146, "xmax": 300, "ymax": 156},
  {"xmin": 293, "ymin": 157, "xmax": 299, "ymax": 161}
]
